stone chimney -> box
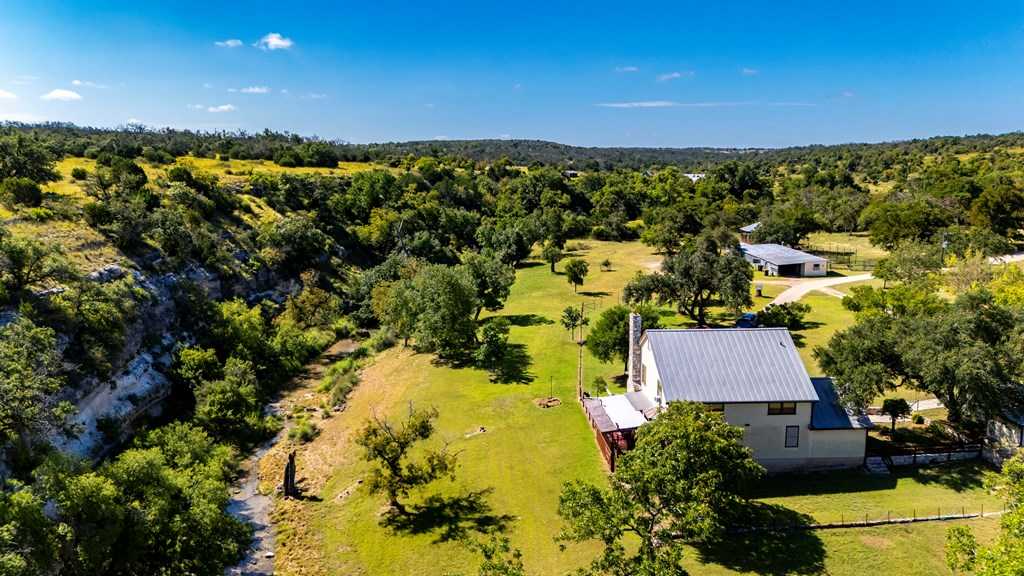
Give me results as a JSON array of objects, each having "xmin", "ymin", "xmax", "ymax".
[{"xmin": 627, "ymin": 312, "xmax": 642, "ymax": 391}]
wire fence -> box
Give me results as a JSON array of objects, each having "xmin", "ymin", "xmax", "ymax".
[
  {"xmin": 803, "ymin": 244, "xmax": 880, "ymax": 271},
  {"xmin": 731, "ymin": 505, "xmax": 1006, "ymax": 533}
]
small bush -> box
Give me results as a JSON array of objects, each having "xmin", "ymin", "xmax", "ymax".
[
  {"xmin": 71, "ymin": 167, "xmax": 89, "ymax": 180},
  {"xmin": 22, "ymin": 207, "xmax": 56, "ymax": 221},
  {"xmin": 288, "ymin": 416, "xmax": 319, "ymax": 444},
  {"xmin": 368, "ymin": 328, "xmax": 396, "ymax": 352},
  {"xmin": 0, "ymin": 177, "xmax": 43, "ymax": 208},
  {"xmin": 318, "ymin": 358, "xmax": 361, "ymax": 407},
  {"xmin": 592, "ymin": 376, "xmax": 608, "ymax": 393},
  {"xmin": 332, "ymin": 317, "xmax": 357, "ymax": 339},
  {"xmin": 564, "ymin": 241, "xmax": 591, "ymax": 252},
  {"xmin": 913, "ymin": 414, "xmax": 925, "ymax": 425}
]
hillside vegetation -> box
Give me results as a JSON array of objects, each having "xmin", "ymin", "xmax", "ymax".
[{"xmin": 1, "ymin": 124, "xmax": 1024, "ymax": 575}]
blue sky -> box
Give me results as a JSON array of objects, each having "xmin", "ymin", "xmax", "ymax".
[{"xmin": 2, "ymin": 0, "xmax": 1024, "ymax": 148}]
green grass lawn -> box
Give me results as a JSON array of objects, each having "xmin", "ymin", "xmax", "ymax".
[
  {"xmin": 755, "ymin": 462, "xmax": 1004, "ymax": 524},
  {"xmin": 278, "ymin": 240, "xmax": 994, "ymax": 576},
  {"xmin": 791, "ymin": 291, "xmax": 857, "ymax": 375},
  {"xmin": 806, "ymin": 231, "xmax": 889, "ymax": 261}
]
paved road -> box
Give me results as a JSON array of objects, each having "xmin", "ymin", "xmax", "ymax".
[
  {"xmin": 768, "ymin": 251, "xmax": 1024, "ymax": 306},
  {"xmin": 770, "ymin": 274, "xmax": 874, "ymax": 305}
]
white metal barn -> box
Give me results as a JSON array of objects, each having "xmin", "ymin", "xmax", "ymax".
[{"xmin": 741, "ymin": 243, "xmax": 828, "ymax": 277}]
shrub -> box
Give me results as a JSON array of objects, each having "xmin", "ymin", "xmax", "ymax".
[
  {"xmin": 756, "ymin": 302, "xmax": 810, "ymax": 330},
  {"xmin": 368, "ymin": 328, "xmax": 397, "ymax": 352},
  {"xmin": 319, "ymin": 358, "xmax": 361, "ymax": 406},
  {"xmin": 70, "ymin": 167, "xmax": 89, "ymax": 180},
  {"xmin": 913, "ymin": 414, "xmax": 925, "ymax": 425},
  {"xmin": 0, "ymin": 177, "xmax": 43, "ymax": 208},
  {"xmin": 332, "ymin": 317, "xmax": 356, "ymax": 339},
  {"xmin": 288, "ymin": 416, "xmax": 319, "ymax": 443},
  {"xmin": 22, "ymin": 207, "xmax": 56, "ymax": 221}
]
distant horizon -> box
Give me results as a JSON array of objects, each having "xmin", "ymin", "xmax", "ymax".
[
  {"xmin": 4, "ymin": 0, "xmax": 1024, "ymax": 148},
  {"xmin": 6, "ymin": 119, "xmax": 1022, "ymax": 153}
]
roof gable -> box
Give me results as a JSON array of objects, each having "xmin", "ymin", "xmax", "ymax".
[{"xmin": 644, "ymin": 328, "xmax": 820, "ymax": 403}]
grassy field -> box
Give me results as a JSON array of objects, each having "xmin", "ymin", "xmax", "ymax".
[
  {"xmin": 806, "ymin": 231, "xmax": 889, "ymax": 261},
  {"xmin": 174, "ymin": 155, "xmax": 382, "ymax": 179},
  {"xmin": 261, "ymin": 240, "xmax": 997, "ymax": 576},
  {"xmin": 791, "ymin": 291, "xmax": 857, "ymax": 375}
]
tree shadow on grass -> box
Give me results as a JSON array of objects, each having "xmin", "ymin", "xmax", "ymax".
[
  {"xmin": 747, "ymin": 469, "xmax": 896, "ymax": 499},
  {"xmin": 490, "ymin": 343, "xmax": 534, "ymax": 384},
  {"xmin": 381, "ymin": 488, "xmax": 515, "ymax": 543},
  {"xmin": 908, "ymin": 461, "xmax": 991, "ymax": 492},
  {"xmin": 515, "ymin": 261, "xmax": 545, "ymax": 270},
  {"xmin": 694, "ymin": 503, "xmax": 825, "ymax": 576},
  {"xmin": 492, "ymin": 313, "xmax": 554, "ymax": 327},
  {"xmin": 578, "ymin": 290, "xmax": 611, "ymax": 298}
]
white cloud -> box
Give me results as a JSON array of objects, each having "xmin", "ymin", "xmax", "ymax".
[
  {"xmin": 656, "ymin": 71, "xmax": 693, "ymax": 82},
  {"xmin": 202, "ymin": 82, "xmax": 213, "ymax": 89},
  {"xmin": 497, "ymin": 134, "xmax": 512, "ymax": 140},
  {"xmin": 598, "ymin": 100, "xmax": 680, "ymax": 108},
  {"xmin": 615, "ymin": 66, "xmax": 639, "ymax": 73},
  {"xmin": 126, "ymin": 118, "xmax": 141, "ymax": 124},
  {"xmin": 280, "ymin": 88, "xmax": 289, "ymax": 94},
  {"xmin": 215, "ymin": 39, "xmax": 243, "ymax": 48},
  {"xmin": 207, "ymin": 104, "xmax": 236, "ymax": 113},
  {"xmin": 307, "ymin": 93, "xmax": 327, "ymax": 99},
  {"xmin": 41, "ymin": 89, "xmax": 82, "ymax": 101},
  {"xmin": 0, "ymin": 89, "xmax": 16, "ymax": 100},
  {"xmin": 256, "ymin": 33, "xmax": 293, "ymax": 51},
  {"xmin": 10, "ymin": 75, "xmax": 37, "ymax": 86},
  {"xmin": 187, "ymin": 104, "xmax": 206, "ymax": 110},
  {"xmin": 741, "ymin": 67, "xmax": 759, "ymax": 76},
  {"xmin": 597, "ymin": 100, "xmax": 814, "ymax": 109},
  {"xmin": 840, "ymin": 89, "xmax": 856, "ymax": 98},
  {"xmin": 72, "ymin": 79, "xmax": 108, "ymax": 89},
  {"xmin": 240, "ymin": 86, "xmax": 270, "ymax": 94}
]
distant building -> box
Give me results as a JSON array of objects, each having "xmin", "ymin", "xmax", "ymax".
[
  {"xmin": 683, "ymin": 173, "xmax": 705, "ymax": 183},
  {"xmin": 584, "ymin": 324, "xmax": 870, "ymax": 473},
  {"xmin": 738, "ymin": 221, "xmax": 760, "ymax": 243},
  {"xmin": 741, "ymin": 243, "xmax": 828, "ymax": 277}
]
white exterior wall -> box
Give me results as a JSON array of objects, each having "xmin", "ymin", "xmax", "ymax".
[
  {"xmin": 636, "ymin": 343, "xmax": 865, "ymax": 472},
  {"xmin": 638, "ymin": 339, "xmax": 663, "ymax": 404},
  {"xmin": 723, "ymin": 402, "xmax": 812, "ymax": 467},
  {"xmin": 801, "ymin": 261, "xmax": 827, "ymax": 277}
]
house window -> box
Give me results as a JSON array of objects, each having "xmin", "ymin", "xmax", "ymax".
[
  {"xmin": 705, "ymin": 403, "xmax": 724, "ymax": 412},
  {"xmin": 768, "ymin": 402, "xmax": 797, "ymax": 415},
  {"xmin": 812, "ymin": 263, "xmax": 821, "ymax": 270},
  {"xmin": 785, "ymin": 425, "xmax": 800, "ymax": 448}
]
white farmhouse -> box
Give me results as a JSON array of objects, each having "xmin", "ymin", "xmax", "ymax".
[{"xmin": 585, "ymin": 317, "xmax": 870, "ymax": 473}]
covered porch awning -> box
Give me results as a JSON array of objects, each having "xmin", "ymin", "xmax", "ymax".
[{"xmin": 583, "ymin": 393, "xmax": 652, "ymax": 432}]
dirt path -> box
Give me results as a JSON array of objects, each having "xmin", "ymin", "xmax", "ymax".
[
  {"xmin": 224, "ymin": 339, "xmax": 358, "ymax": 576},
  {"xmin": 253, "ymin": 346, "xmax": 420, "ymax": 576}
]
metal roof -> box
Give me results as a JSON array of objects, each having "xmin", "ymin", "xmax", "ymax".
[
  {"xmin": 741, "ymin": 243, "xmax": 827, "ymax": 266},
  {"xmin": 601, "ymin": 395, "xmax": 649, "ymax": 429},
  {"xmin": 644, "ymin": 328, "xmax": 820, "ymax": 403},
  {"xmin": 810, "ymin": 377, "xmax": 872, "ymax": 430},
  {"xmin": 739, "ymin": 222, "xmax": 761, "ymax": 233}
]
